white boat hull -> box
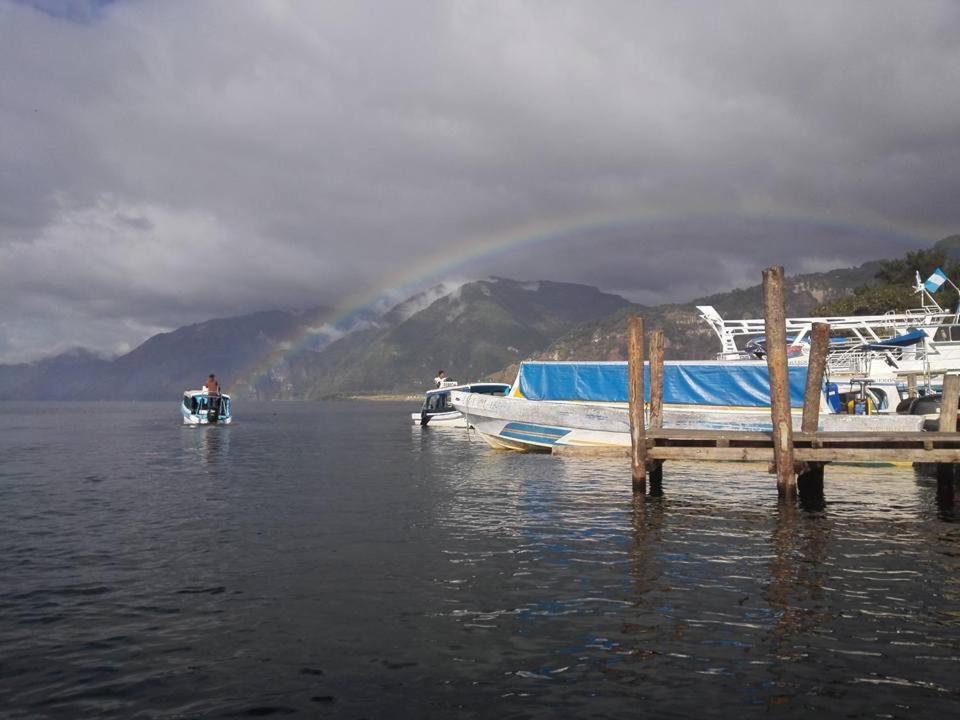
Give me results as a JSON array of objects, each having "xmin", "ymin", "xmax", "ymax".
[
  {"xmin": 452, "ymin": 393, "xmax": 923, "ymax": 452},
  {"xmin": 410, "ymin": 411, "xmax": 466, "ymax": 427},
  {"xmin": 182, "ymin": 413, "xmax": 233, "ymax": 426}
]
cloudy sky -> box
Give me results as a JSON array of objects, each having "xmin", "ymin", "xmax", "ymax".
[{"xmin": 2, "ymin": 0, "xmax": 959, "ymax": 362}]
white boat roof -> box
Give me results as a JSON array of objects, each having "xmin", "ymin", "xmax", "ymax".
[{"xmin": 424, "ymin": 382, "xmax": 509, "ymax": 395}]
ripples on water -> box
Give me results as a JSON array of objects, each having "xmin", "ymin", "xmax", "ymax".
[{"xmin": 0, "ymin": 401, "xmax": 958, "ymax": 718}]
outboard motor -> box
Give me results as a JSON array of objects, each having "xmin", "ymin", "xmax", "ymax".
[
  {"xmin": 897, "ymin": 392, "xmax": 953, "ymax": 431},
  {"xmin": 846, "ymin": 379, "xmax": 875, "ymax": 415},
  {"xmin": 207, "ymin": 395, "xmax": 220, "ymax": 424}
]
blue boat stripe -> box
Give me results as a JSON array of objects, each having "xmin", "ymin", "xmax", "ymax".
[
  {"xmin": 503, "ymin": 422, "xmax": 569, "ymax": 437},
  {"xmin": 500, "ymin": 430, "xmax": 561, "ymax": 445},
  {"xmin": 499, "ymin": 423, "xmax": 572, "ymax": 446}
]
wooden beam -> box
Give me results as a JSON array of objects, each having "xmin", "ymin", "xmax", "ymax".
[
  {"xmin": 654, "ymin": 429, "xmax": 960, "ymax": 443},
  {"xmin": 648, "ymin": 447, "xmax": 960, "ymax": 462},
  {"xmin": 628, "ymin": 316, "xmax": 647, "ymax": 493},
  {"xmin": 645, "ymin": 428, "xmax": 960, "ymax": 447},
  {"xmin": 650, "ymin": 447, "xmax": 773, "ymax": 462},
  {"xmin": 762, "ymin": 266, "xmax": 796, "ymax": 498},
  {"xmin": 799, "ymin": 435, "xmax": 955, "ymax": 445},
  {"xmin": 797, "ymin": 448, "xmax": 960, "ymax": 462},
  {"xmin": 551, "ymin": 445, "xmax": 629, "ymax": 458},
  {"xmin": 647, "ymin": 428, "xmax": 774, "ymax": 442}
]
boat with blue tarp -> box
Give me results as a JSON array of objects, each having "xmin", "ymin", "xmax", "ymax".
[{"xmin": 452, "ymin": 361, "xmax": 922, "ymax": 452}]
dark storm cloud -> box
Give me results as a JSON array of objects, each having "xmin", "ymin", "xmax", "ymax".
[{"xmin": 1, "ymin": 0, "xmax": 959, "ymax": 361}]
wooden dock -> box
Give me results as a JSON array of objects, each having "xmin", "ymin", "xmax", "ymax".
[
  {"xmin": 554, "ymin": 429, "xmax": 960, "ymax": 463},
  {"xmin": 645, "ymin": 428, "xmax": 960, "ymax": 463},
  {"xmin": 624, "ymin": 265, "xmax": 960, "ymax": 503}
]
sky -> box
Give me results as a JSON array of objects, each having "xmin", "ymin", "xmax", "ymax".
[{"xmin": 2, "ymin": 0, "xmax": 959, "ymax": 362}]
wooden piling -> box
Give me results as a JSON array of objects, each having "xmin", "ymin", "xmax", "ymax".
[
  {"xmin": 648, "ymin": 330, "xmax": 665, "ymax": 431},
  {"xmin": 798, "ymin": 322, "xmax": 830, "ymax": 496},
  {"xmin": 937, "ymin": 374, "xmax": 960, "ymax": 484},
  {"xmin": 938, "ymin": 374, "xmax": 959, "ymax": 433},
  {"xmin": 628, "ymin": 316, "xmax": 647, "ymax": 493},
  {"xmin": 762, "ymin": 266, "xmax": 796, "ymax": 499},
  {"xmin": 648, "ymin": 329, "xmax": 665, "ymax": 492},
  {"xmin": 800, "ymin": 323, "xmax": 830, "ymax": 434},
  {"xmin": 907, "ymin": 373, "xmax": 918, "ymax": 400}
]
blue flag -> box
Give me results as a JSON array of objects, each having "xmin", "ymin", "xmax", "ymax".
[{"xmin": 924, "ymin": 267, "xmax": 949, "ymax": 293}]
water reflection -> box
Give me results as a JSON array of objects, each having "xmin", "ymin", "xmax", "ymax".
[
  {"xmin": 766, "ymin": 502, "xmax": 831, "ymax": 650},
  {"xmin": 629, "ymin": 494, "xmax": 664, "ymax": 599},
  {"xmin": 913, "ymin": 463, "xmax": 959, "ymax": 522},
  {"xmin": 4, "ymin": 403, "xmax": 960, "ymax": 718},
  {"xmin": 181, "ymin": 425, "xmax": 231, "ymax": 466}
]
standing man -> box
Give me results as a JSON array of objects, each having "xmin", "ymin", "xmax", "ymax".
[
  {"xmin": 204, "ymin": 374, "xmax": 221, "ymax": 395},
  {"xmin": 434, "ymin": 370, "xmax": 447, "ymax": 387}
]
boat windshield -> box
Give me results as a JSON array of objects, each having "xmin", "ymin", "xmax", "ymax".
[
  {"xmin": 469, "ymin": 384, "xmax": 508, "ymax": 396},
  {"xmin": 424, "ymin": 392, "xmax": 453, "ymax": 413},
  {"xmin": 184, "ymin": 395, "xmax": 230, "ymax": 415}
]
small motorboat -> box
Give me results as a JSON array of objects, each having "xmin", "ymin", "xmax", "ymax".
[
  {"xmin": 412, "ymin": 381, "xmax": 510, "ymax": 427},
  {"xmin": 181, "ymin": 389, "xmax": 232, "ymax": 425}
]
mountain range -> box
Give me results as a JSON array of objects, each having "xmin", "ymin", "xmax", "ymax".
[
  {"xmin": 0, "ymin": 306, "xmax": 345, "ymax": 401},
  {"xmin": 1, "ymin": 239, "xmax": 951, "ymax": 401}
]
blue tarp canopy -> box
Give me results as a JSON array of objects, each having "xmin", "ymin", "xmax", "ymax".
[
  {"xmin": 517, "ymin": 362, "xmax": 808, "ymax": 408},
  {"xmin": 861, "ymin": 328, "xmax": 926, "ymax": 351}
]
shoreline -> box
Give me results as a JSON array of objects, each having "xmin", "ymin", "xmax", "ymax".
[{"xmin": 346, "ymin": 394, "xmax": 421, "ymax": 402}]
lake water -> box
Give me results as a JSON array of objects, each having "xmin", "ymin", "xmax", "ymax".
[{"xmin": 1, "ymin": 401, "xmax": 958, "ymax": 719}]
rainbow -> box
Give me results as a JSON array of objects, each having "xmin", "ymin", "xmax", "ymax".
[{"xmin": 231, "ymin": 207, "xmax": 933, "ymax": 394}]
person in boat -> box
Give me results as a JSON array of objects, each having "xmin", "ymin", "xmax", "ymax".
[
  {"xmin": 434, "ymin": 370, "xmax": 446, "ymax": 388},
  {"xmin": 204, "ymin": 374, "xmax": 221, "ymax": 395}
]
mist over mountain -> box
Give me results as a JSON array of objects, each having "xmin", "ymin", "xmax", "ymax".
[{"xmin": 274, "ymin": 278, "xmax": 633, "ymax": 399}]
